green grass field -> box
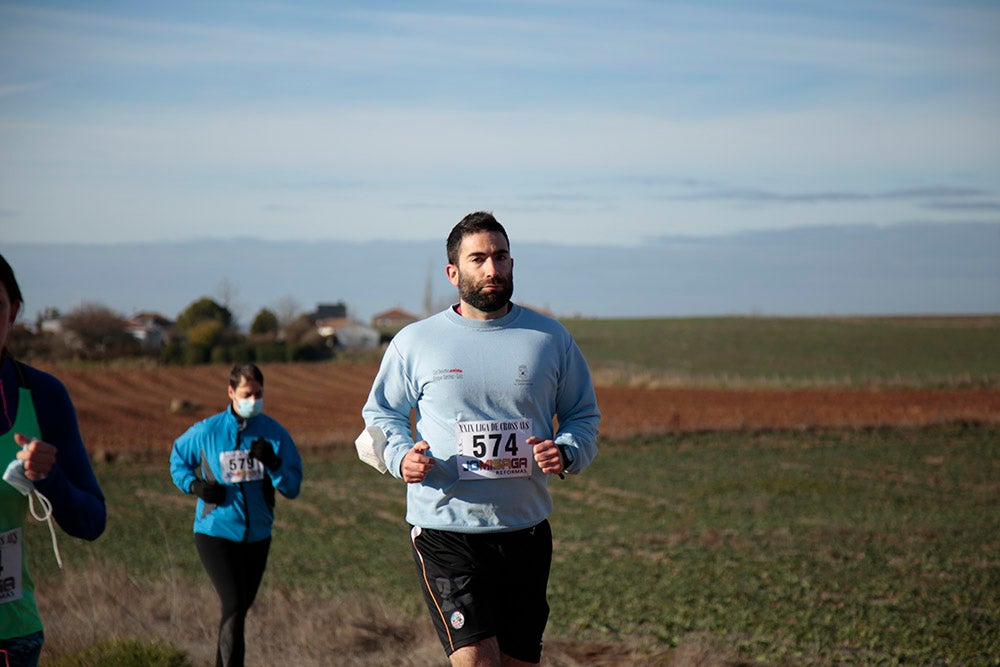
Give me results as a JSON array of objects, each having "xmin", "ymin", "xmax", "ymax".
[
  {"xmin": 563, "ymin": 316, "xmax": 1000, "ymax": 387},
  {"xmin": 30, "ymin": 423, "xmax": 999, "ymax": 665}
]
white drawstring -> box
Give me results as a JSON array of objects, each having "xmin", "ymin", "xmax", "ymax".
[
  {"xmin": 27, "ymin": 489, "xmax": 62, "ymax": 569},
  {"xmin": 4, "ymin": 449, "xmax": 64, "ymax": 569}
]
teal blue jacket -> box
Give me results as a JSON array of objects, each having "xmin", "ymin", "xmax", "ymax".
[{"xmin": 170, "ymin": 407, "xmax": 301, "ymax": 543}]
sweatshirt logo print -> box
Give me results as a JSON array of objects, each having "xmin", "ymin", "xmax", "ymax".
[{"xmin": 432, "ymin": 368, "xmax": 464, "ymax": 382}]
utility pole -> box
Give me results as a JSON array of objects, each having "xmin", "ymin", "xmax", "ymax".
[{"xmin": 423, "ymin": 262, "xmax": 433, "ymax": 318}]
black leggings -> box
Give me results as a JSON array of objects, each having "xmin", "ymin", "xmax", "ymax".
[{"xmin": 195, "ymin": 533, "xmax": 271, "ymax": 667}]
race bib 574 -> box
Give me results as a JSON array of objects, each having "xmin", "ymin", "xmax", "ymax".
[{"xmin": 455, "ymin": 419, "xmax": 533, "ymax": 480}]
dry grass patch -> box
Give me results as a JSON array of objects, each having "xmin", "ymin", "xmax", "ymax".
[
  {"xmin": 36, "ymin": 566, "xmax": 444, "ymax": 666},
  {"xmin": 34, "ymin": 565, "xmax": 747, "ymax": 666}
]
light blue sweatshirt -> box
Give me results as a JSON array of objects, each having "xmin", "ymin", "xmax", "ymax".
[{"xmin": 362, "ymin": 304, "xmax": 600, "ymax": 533}]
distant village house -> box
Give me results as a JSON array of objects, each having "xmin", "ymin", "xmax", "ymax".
[
  {"xmin": 126, "ymin": 312, "xmax": 175, "ymax": 350},
  {"xmin": 312, "ymin": 301, "xmax": 380, "ymax": 349},
  {"xmin": 371, "ymin": 307, "xmax": 420, "ymax": 333}
]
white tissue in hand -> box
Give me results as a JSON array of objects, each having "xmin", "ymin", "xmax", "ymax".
[
  {"xmin": 3, "ymin": 458, "xmax": 33, "ymax": 495},
  {"xmin": 355, "ymin": 425, "xmax": 388, "ymax": 473}
]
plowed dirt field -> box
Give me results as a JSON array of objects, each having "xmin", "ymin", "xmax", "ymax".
[{"xmin": 37, "ymin": 362, "xmax": 1000, "ymax": 457}]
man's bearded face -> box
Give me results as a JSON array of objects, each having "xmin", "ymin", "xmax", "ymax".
[{"xmin": 457, "ymin": 266, "xmax": 514, "ymax": 313}]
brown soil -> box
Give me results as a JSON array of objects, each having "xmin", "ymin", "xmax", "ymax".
[{"xmin": 36, "ymin": 362, "xmax": 1000, "ymax": 456}]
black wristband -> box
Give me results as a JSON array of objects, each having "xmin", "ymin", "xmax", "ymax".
[{"xmin": 557, "ymin": 445, "xmax": 574, "ymax": 472}]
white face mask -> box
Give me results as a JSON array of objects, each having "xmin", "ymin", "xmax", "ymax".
[
  {"xmin": 234, "ymin": 396, "xmax": 263, "ymax": 419},
  {"xmin": 3, "ymin": 458, "xmax": 33, "ymax": 495}
]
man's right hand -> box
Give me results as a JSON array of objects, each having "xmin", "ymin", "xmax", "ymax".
[{"xmin": 401, "ymin": 441, "xmax": 434, "ymax": 483}]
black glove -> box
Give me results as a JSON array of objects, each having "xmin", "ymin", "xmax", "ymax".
[
  {"xmin": 250, "ymin": 438, "xmax": 281, "ymax": 471},
  {"xmin": 190, "ymin": 479, "xmax": 226, "ymax": 504}
]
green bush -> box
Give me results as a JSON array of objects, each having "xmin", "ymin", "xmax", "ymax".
[
  {"xmin": 176, "ymin": 297, "xmax": 232, "ymax": 334},
  {"xmin": 160, "ymin": 340, "xmax": 183, "ymax": 365},
  {"xmin": 286, "ymin": 342, "xmax": 330, "ymax": 362},
  {"xmin": 209, "ymin": 345, "xmax": 230, "ymax": 364},
  {"xmin": 185, "ymin": 320, "xmax": 225, "ymax": 350},
  {"xmin": 228, "ymin": 344, "xmax": 255, "ymax": 363},
  {"xmin": 182, "ymin": 345, "xmax": 208, "ymax": 365},
  {"xmin": 48, "ymin": 637, "xmax": 192, "ymax": 667},
  {"xmin": 254, "ymin": 342, "xmax": 287, "ymax": 363},
  {"xmin": 249, "ymin": 307, "xmax": 279, "ymax": 336}
]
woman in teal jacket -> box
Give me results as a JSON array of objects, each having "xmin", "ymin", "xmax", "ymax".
[{"xmin": 170, "ymin": 363, "xmax": 302, "ymax": 667}]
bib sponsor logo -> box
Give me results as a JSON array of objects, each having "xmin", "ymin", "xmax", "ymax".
[{"xmin": 464, "ymin": 457, "xmax": 530, "ymax": 474}]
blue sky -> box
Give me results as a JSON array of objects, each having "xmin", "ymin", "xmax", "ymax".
[{"xmin": 1, "ymin": 0, "xmax": 999, "ymax": 247}]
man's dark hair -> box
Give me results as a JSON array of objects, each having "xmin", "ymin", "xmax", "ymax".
[
  {"xmin": 229, "ymin": 363, "xmax": 264, "ymax": 389},
  {"xmin": 446, "ymin": 211, "xmax": 510, "ymax": 265}
]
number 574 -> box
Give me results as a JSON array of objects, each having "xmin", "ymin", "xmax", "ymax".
[{"xmin": 471, "ymin": 433, "xmax": 519, "ymax": 458}]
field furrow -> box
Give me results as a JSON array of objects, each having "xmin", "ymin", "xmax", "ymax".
[{"xmin": 30, "ymin": 362, "xmax": 1000, "ymax": 457}]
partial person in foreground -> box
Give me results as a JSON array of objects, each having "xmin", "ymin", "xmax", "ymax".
[
  {"xmin": 0, "ymin": 254, "xmax": 107, "ymax": 667},
  {"xmin": 362, "ymin": 211, "xmax": 601, "ymax": 666},
  {"xmin": 170, "ymin": 363, "xmax": 302, "ymax": 667}
]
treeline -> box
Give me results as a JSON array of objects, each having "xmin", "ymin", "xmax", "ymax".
[{"xmin": 9, "ymin": 297, "xmax": 337, "ymax": 365}]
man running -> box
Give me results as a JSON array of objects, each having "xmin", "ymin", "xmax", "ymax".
[{"xmin": 362, "ymin": 211, "xmax": 600, "ymax": 666}]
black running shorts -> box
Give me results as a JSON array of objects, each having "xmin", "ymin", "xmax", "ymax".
[{"xmin": 410, "ymin": 520, "xmax": 553, "ymax": 663}]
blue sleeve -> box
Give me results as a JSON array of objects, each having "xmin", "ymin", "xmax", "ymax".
[
  {"xmin": 29, "ymin": 370, "xmax": 106, "ymax": 541},
  {"xmin": 553, "ymin": 336, "xmax": 601, "ymax": 474},
  {"xmin": 361, "ymin": 341, "xmax": 418, "ymax": 480},
  {"xmin": 268, "ymin": 424, "xmax": 302, "ymax": 499},
  {"xmin": 169, "ymin": 423, "xmax": 202, "ymax": 495}
]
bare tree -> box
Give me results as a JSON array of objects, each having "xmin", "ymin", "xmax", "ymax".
[
  {"xmin": 215, "ymin": 278, "xmax": 244, "ymax": 330},
  {"xmin": 273, "ymin": 295, "xmax": 303, "ymax": 334},
  {"xmin": 59, "ymin": 303, "xmax": 139, "ymax": 360},
  {"xmin": 282, "ymin": 313, "xmax": 317, "ymax": 347}
]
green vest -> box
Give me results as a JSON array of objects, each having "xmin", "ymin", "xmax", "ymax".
[{"xmin": 0, "ymin": 362, "xmax": 44, "ymax": 640}]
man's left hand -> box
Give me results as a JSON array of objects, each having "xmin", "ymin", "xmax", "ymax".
[{"xmin": 529, "ymin": 436, "xmax": 564, "ymax": 475}]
